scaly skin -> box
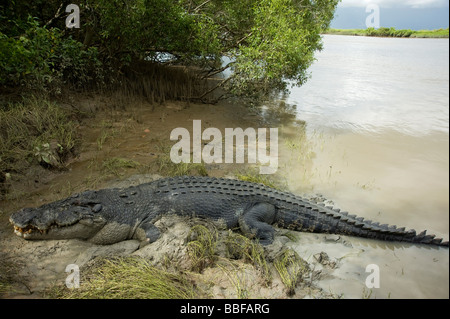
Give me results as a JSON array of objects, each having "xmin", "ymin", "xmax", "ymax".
[{"xmin": 9, "ymin": 176, "xmax": 449, "ymax": 247}]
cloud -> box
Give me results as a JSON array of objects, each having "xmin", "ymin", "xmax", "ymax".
[{"xmin": 339, "ymin": 0, "xmax": 449, "ymax": 8}]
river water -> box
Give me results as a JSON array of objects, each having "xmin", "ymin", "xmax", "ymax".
[
  {"xmin": 270, "ymin": 35, "xmax": 449, "ymax": 298},
  {"xmin": 287, "ymin": 35, "xmax": 449, "ymax": 135}
]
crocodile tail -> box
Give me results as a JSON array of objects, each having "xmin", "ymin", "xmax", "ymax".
[{"xmin": 276, "ymin": 207, "xmax": 449, "ymax": 247}]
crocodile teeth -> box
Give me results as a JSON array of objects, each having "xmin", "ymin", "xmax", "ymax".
[{"xmin": 13, "ymin": 224, "xmax": 47, "ymax": 235}]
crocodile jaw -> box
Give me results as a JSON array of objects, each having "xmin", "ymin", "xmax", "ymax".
[{"xmin": 11, "ymin": 216, "xmax": 107, "ymax": 241}]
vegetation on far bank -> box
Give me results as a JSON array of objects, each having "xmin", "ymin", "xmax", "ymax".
[{"xmin": 325, "ymin": 27, "xmax": 449, "ymax": 38}]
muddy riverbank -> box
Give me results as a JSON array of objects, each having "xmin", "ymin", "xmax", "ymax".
[{"xmin": 0, "ymin": 94, "xmax": 448, "ymax": 299}]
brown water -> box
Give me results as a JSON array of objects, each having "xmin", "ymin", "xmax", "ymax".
[
  {"xmin": 280, "ymin": 130, "xmax": 449, "ymax": 238},
  {"xmin": 266, "ymin": 35, "xmax": 449, "ymax": 298},
  {"xmin": 271, "ymin": 127, "xmax": 449, "ymax": 298}
]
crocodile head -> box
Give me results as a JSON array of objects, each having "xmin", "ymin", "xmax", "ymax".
[{"xmin": 9, "ymin": 197, "xmax": 107, "ymax": 241}]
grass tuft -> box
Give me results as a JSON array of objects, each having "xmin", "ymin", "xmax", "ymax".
[
  {"xmin": 225, "ymin": 231, "xmax": 272, "ymax": 284},
  {"xmin": 101, "ymin": 157, "xmax": 141, "ymax": 177},
  {"xmin": 187, "ymin": 225, "xmax": 218, "ymax": 272},
  {"xmin": 154, "ymin": 143, "xmax": 208, "ymax": 177},
  {"xmin": 48, "ymin": 256, "xmax": 204, "ymax": 299},
  {"xmin": 274, "ymin": 248, "xmax": 309, "ymax": 296},
  {"xmin": 235, "ymin": 167, "xmax": 282, "ymax": 190}
]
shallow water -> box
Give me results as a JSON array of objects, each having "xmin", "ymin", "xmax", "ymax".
[
  {"xmin": 286, "ymin": 35, "xmax": 449, "ymax": 135},
  {"xmin": 269, "ymin": 35, "xmax": 449, "ymax": 298}
]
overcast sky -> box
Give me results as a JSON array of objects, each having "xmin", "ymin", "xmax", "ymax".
[
  {"xmin": 331, "ymin": 0, "xmax": 449, "ymax": 29},
  {"xmin": 339, "ymin": 0, "xmax": 449, "ymax": 8}
]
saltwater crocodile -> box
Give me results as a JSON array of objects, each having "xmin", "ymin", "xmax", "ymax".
[{"xmin": 9, "ymin": 176, "xmax": 449, "ymax": 247}]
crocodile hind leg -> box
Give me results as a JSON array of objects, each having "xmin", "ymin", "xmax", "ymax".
[{"xmin": 238, "ymin": 203, "xmax": 276, "ymax": 245}]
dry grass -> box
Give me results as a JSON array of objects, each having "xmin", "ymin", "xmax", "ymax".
[{"xmin": 109, "ymin": 61, "xmax": 206, "ymax": 107}]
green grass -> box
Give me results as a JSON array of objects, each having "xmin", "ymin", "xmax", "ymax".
[
  {"xmin": 411, "ymin": 28, "xmax": 449, "ymax": 38},
  {"xmin": 325, "ymin": 27, "xmax": 449, "ymax": 38},
  {"xmin": 225, "ymin": 231, "xmax": 272, "ymax": 284},
  {"xmin": 101, "ymin": 157, "xmax": 141, "ymax": 177},
  {"xmin": 48, "ymin": 256, "xmax": 206, "ymax": 299},
  {"xmin": 216, "ymin": 262, "xmax": 252, "ymax": 299},
  {"xmin": 0, "ymin": 96, "xmax": 78, "ymax": 195},
  {"xmin": 187, "ymin": 225, "xmax": 218, "ymax": 272},
  {"xmin": 325, "ymin": 28, "xmax": 368, "ymax": 36},
  {"xmin": 154, "ymin": 143, "xmax": 208, "ymax": 177},
  {"xmin": 274, "ymin": 249, "xmax": 309, "ymax": 296},
  {"xmin": 235, "ymin": 167, "xmax": 284, "ymax": 190}
]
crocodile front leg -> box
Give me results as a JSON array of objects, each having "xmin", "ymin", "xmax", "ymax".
[
  {"xmin": 238, "ymin": 203, "xmax": 277, "ymax": 245},
  {"xmin": 133, "ymin": 222, "xmax": 161, "ymax": 247}
]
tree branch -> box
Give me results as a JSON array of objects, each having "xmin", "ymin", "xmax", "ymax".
[
  {"xmin": 193, "ymin": 0, "xmax": 213, "ymax": 13},
  {"xmin": 44, "ymin": 2, "xmax": 65, "ymax": 27},
  {"xmin": 201, "ymin": 61, "xmax": 235, "ymax": 79},
  {"xmin": 195, "ymin": 76, "xmax": 232, "ymax": 102}
]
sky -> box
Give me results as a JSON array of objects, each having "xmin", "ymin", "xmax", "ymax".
[{"xmin": 330, "ymin": 0, "xmax": 450, "ymax": 29}]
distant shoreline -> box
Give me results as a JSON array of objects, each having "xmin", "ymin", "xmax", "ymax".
[{"xmin": 324, "ymin": 27, "xmax": 449, "ymax": 38}]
